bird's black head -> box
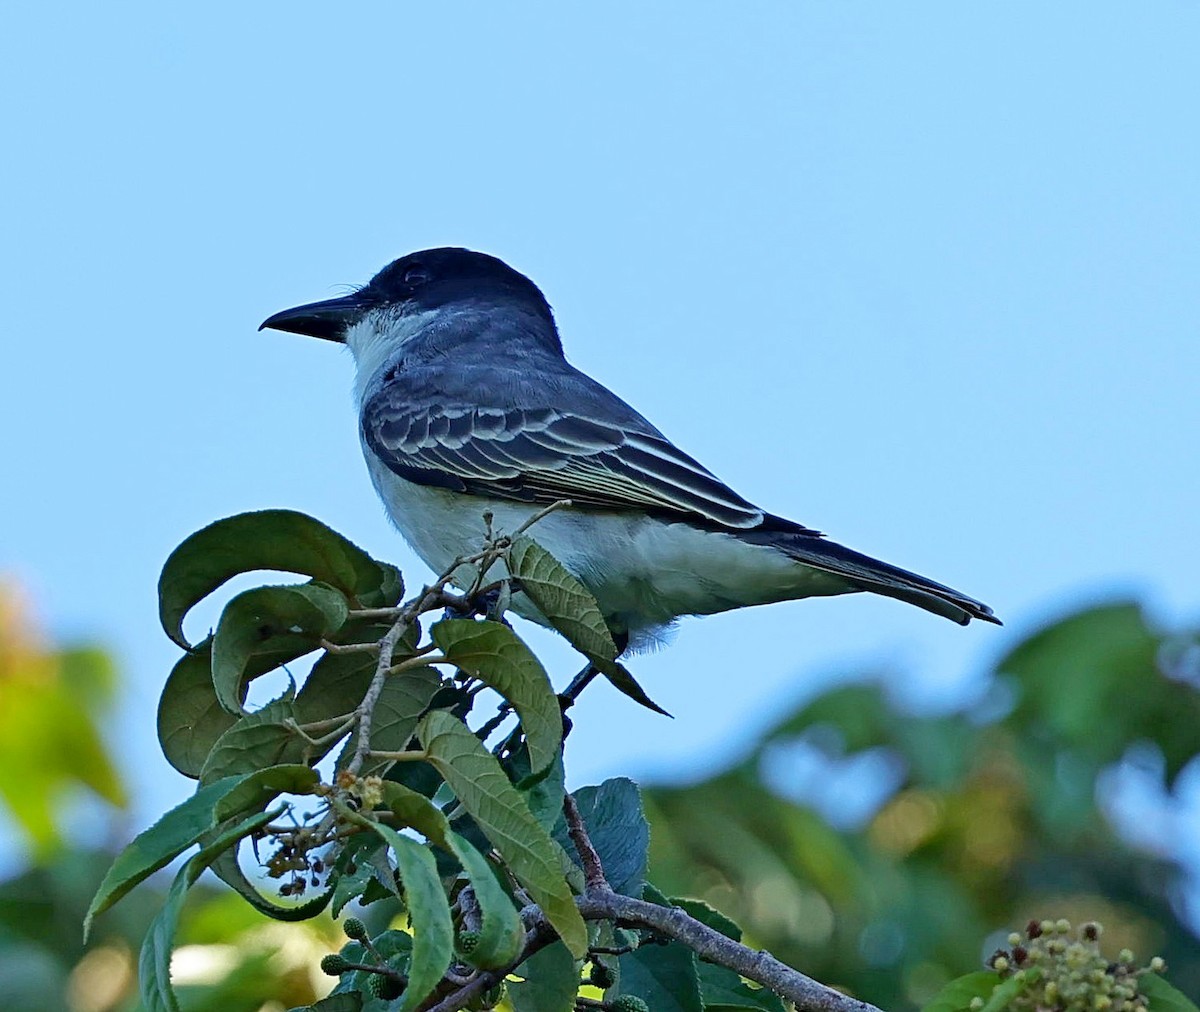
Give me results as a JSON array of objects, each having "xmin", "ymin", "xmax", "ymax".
[{"xmin": 259, "ymin": 247, "xmax": 555, "ymax": 343}]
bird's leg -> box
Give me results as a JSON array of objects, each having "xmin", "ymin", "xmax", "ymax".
[{"xmin": 440, "ymin": 582, "xmax": 508, "ymax": 623}]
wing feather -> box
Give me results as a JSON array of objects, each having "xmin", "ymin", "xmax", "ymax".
[{"xmin": 362, "ymin": 384, "xmax": 768, "ymax": 528}]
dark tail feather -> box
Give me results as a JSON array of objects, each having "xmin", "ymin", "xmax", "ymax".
[{"xmin": 764, "ymin": 534, "xmax": 1001, "ymax": 626}]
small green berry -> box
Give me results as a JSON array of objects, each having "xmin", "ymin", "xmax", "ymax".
[
  {"xmin": 320, "ymin": 953, "xmax": 350, "ymax": 975},
  {"xmin": 589, "ymin": 962, "xmax": 615, "ymax": 988},
  {"xmin": 1055, "ymin": 918, "xmax": 1072, "ymax": 934},
  {"xmin": 1118, "ymin": 948, "xmax": 1135, "ymax": 965},
  {"xmin": 969, "ymin": 999, "xmax": 984, "ymax": 1011},
  {"xmin": 343, "ymin": 917, "xmax": 369, "ymax": 941},
  {"xmin": 993, "ymin": 956, "xmax": 1010, "ymax": 972},
  {"xmin": 611, "ymin": 997, "xmax": 651, "ymax": 1012},
  {"xmin": 1008, "ymin": 932, "xmax": 1022, "ymax": 946},
  {"xmin": 368, "ymin": 972, "xmax": 404, "ymax": 1000},
  {"xmin": 1149, "ymin": 956, "xmax": 1166, "ymax": 973}
]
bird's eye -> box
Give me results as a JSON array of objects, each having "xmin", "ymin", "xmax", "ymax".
[{"xmin": 403, "ymin": 265, "xmax": 432, "ymax": 286}]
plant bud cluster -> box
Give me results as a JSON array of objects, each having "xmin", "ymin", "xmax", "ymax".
[{"xmin": 976, "ymin": 918, "xmax": 1162, "ymax": 1011}]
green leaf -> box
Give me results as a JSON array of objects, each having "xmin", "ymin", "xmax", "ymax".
[
  {"xmin": 212, "ymin": 583, "xmax": 349, "ymax": 715},
  {"xmin": 509, "ymin": 940, "xmax": 581, "ymax": 1012},
  {"xmin": 698, "ymin": 962, "xmax": 786, "ymax": 1011},
  {"xmin": 978, "ymin": 973, "xmax": 1026, "ymax": 1012},
  {"xmin": 197, "ymin": 703, "xmax": 306, "ymax": 784},
  {"xmin": 554, "ymin": 779, "xmax": 648, "ymax": 898},
  {"xmin": 432, "ymin": 619, "xmax": 562, "ymax": 774},
  {"xmin": 920, "ymin": 972, "xmax": 1009, "ymax": 1012},
  {"xmin": 513, "ymin": 746, "xmax": 566, "ymax": 831},
  {"xmin": 591, "ymin": 656, "xmax": 672, "ymax": 717},
  {"xmin": 615, "ymin": 940, "xmax": 703, "ymax": 1012},
  {"xmin": 139, "ymin": 807, "xmax": 279, "ymax": 1012},
  {"xmin": 507, "ymin": 535, "xmax": 618, "ymax": 659},
  {"xmin": 85, "ymin": 775, "xmax": 242, "ymax": 938},
  {"xmin": 159, "ymin": 509, "xmax": 402, "ymax": 649},
  {"xmin": 157, "ymin": 643, "xmax": 239, "ymax": 778},
  {"xmin": 86, "ymin": 764, "xmax": 320, "ymax": 938},
  {"xmin": 330, "ymin": 834, "xmax": 386, "ymax": 917},
  {"xmin": 363, "ymin": 822, "xmax": 454, "ymax": 1012},
  {"xmin": 380, "ymin": 782, "xmax": 525, "ymax": 969},
  {"xmin": 208, "ymin": 846, "xmax": 332, "ymax": 921},
  {"xmin": 211, "ymin": 763, "xmax": 319, "ymax": 819},
  {"xmin": 1141, "ymin": 974, "xmax": 1200, "ymax": 1012},
  {"xmin": 417, "ymin": 710, "xmax": 587, "ymax": 957}
]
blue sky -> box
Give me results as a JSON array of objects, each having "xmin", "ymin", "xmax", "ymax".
[{"xmin": 2, "ymin": 3, "xmax": 1198, "ymax": 854}]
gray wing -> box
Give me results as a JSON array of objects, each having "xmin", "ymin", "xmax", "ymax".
[{"xmin": 360, "ymin": 362, "xmax": 797, "ymax": 530}]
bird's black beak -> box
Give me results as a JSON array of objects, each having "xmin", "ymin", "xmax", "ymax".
[{"xmin": 258, "ymin": 292, "xmax": 371, "ymax": 343}]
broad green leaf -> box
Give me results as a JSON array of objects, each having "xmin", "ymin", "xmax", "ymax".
[
  {"xmin": 509, "ymin": 940, "xmax": 581, "ymax": 1012},
  {"xmin": 512, "ymin": 746, "xmax": 566, "ymax": 831},
  {"xmin": 1141, "ymin": 973, "xmax": 1200, "ymax": 1012},
  {"xmin": 159, "ymin": 509, "xmax": 402, "ymax": 648},
  {"xmin": 139, "ymin": 807, "xmax": 278, "ymax": 1012},
  {"xmin": 209, "ymin": 846, "xmax": 332, "ymax": 921},
  {"xmin": 85, "ymin": 775, "xmax": 242, "ymax": 938},
  {"xmin": 364, "ymin": 822, "xmax": 454, "ymax": 1012},
  {"xmin": 337, "ymin": 666, "xmax": 444, "ymax": 774},
  {"xmin": 86, "ymin": 764, "xmax": 320, "ymax": 938},
  {"xmin": 432, "ymin": 619, "xmax": 562, "ymax": 774},
  {"xmin": 380, "ymin": 782, "xmax": 525, "ymax": 968},
  {"xmin": 591, "ymin": 656, "xmax": 671, "ymax": 717},
  {"xmin": 157, "ymin": 643, "xmax": 238, "ymax": 778},
  {"xmin": 211, "ymin": 763, "xmax": 320, "ymax": 820},
  {"xmin": 920, "ymin": 972, "xmax": 1007, "ymax": 1012},
  {"xmin": 198, "ymin": 701, "xmax": 309, "ymax": 785},
  {"xmin": 978, "ymin": 973, "xmax": 1027, "ymax": 1012},
  {"xmin": 507, "ymin": 535, "xmax": 618, "ymax": 659},
  {"xmin": 330, "ymin": 834, "xmax": 386, "ymax": 917},
  {"xmin": 447, "ymin": 833, "xmax": 525, "ymax": 968},
  {"xmin": 697, "ymin": 963, "xmax": 786, "ymax": 1011},
  {"xmin": 212, "ymin": 583, "xmax": 348, "ymax": 715},
  {"xmin": 614, "ymin": 939, "xmax": 703, "ymax": 1012},
  {"xmin": 554, "ymin": 779, "xmax": 648, "ymax": 898},
  {"xmin": 1137, "ymin": 974, "xmax": 1200, "ymax": 1012},
  {"xmin": 417, "ymin": 710, "xmax": 586, "ymax": 957}
]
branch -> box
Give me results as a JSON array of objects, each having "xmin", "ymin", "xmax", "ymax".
[
  {"xmin": 575, "ymin": 891, "xmax": 881, "ymax": 1012},
  {"xmin": 425, "ymin": 889, "xmax": 883, "ymax": 1012},
  {"xmin": 563, "ymin": 792, "xmax": 610, "ymax": 892}
]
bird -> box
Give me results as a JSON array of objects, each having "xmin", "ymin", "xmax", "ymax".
[{"xmin": 261, "ymin": 247, "xmax": 998, "ymax": 652}]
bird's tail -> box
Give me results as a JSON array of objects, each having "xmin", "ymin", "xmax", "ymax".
[{"xmin": 750, "ymin": 528, "xmax": 1000, "ymax": 626}]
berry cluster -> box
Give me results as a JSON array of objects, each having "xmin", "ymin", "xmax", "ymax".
[
  {"xmin": 979, "ymin": 918, "xmax": 1164, "ymax": 1011},
  {"xmin": 320, "ymin": 918, "xmax": 408, "ymax": 1001}
]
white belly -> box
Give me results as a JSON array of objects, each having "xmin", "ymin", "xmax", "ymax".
[{"xmin": 365, "ymin": 456, "xmax": 851, "ymax": 646}]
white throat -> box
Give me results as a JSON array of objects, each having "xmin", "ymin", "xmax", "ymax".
[{"xmin": 345, "ymin": 307, "xmax": 441, "ymax": 403}]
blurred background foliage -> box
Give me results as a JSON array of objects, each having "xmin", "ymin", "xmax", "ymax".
[{"xmin": 1, "ymin": 584, "xmax": 1198, "ymax": 1011}]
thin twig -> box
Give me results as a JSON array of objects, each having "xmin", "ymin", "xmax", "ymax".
[
  {"xmin": 319, "ymin": 639, "xmax": 380, "ymax": 655},
  {"xmin": 563, "ymin": 793, "xmax": 610, "ymax": 893},
  {"xmin": 366, "ymin": 749, "xmax": 429, "ymax": 762}
]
